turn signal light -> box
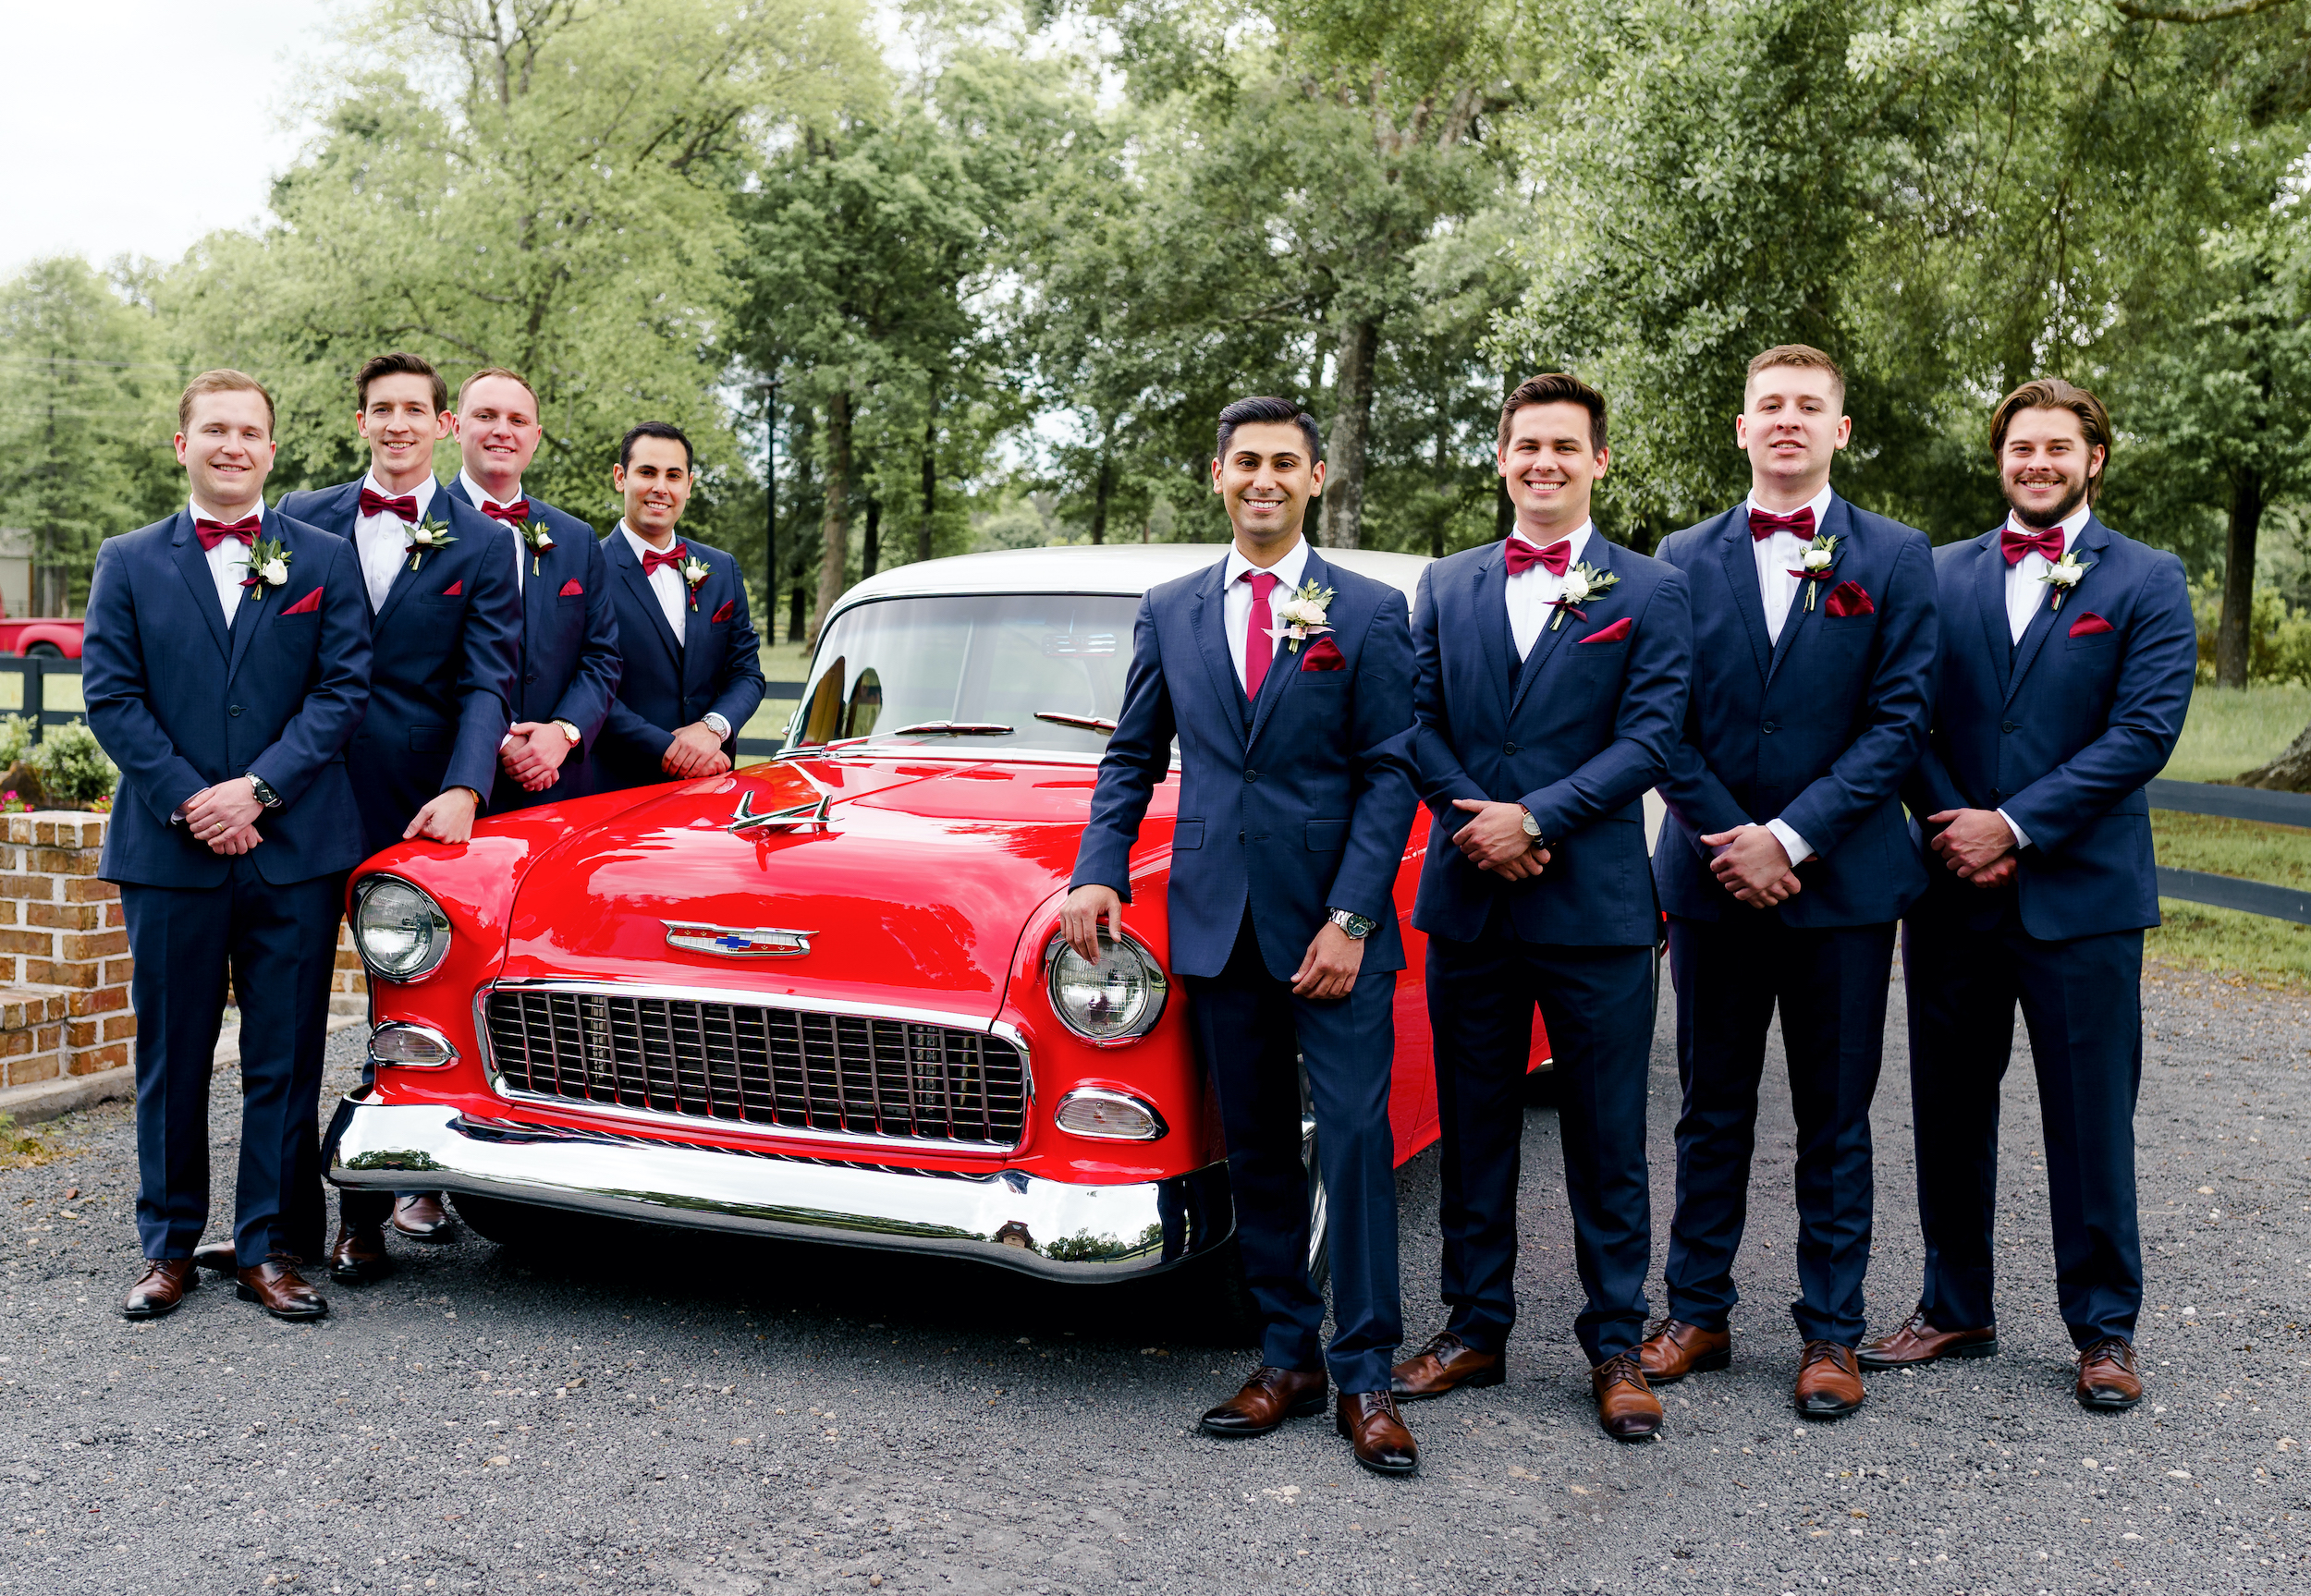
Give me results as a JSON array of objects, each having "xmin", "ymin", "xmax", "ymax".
[{"xmin": 1054, "ymin": 1088, "xmax": 1166, "ymax": 1141}]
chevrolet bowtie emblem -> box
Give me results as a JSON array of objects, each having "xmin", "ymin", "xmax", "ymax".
[
  {"xmin": 664, "ymin": 921, "xmax": 813, "ymax": 957},
  {"xmin": 727, "ymin": 788, "xmax": 832, "ymax": 832}
]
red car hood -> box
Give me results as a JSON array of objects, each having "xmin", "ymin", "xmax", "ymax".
[{"xmin": 499, "ymin": 755, "xmax": 1171, "ymax": 1021}]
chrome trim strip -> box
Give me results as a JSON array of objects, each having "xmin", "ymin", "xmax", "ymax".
[
  {"xmin": 368, "ymin": 1020, "xmax": 458, "ymax": 1071},
  {"xmin": 484, "ymin": 976, "xmax": 1009, "ymax": 1037},
  {"xmin": 1054, "ymin": 1087, "xmax": 1168, "ymax": 1142},
  {"xmin": 328, "ymin": 1101, "xmax": 1232, "ymax": 1281}
]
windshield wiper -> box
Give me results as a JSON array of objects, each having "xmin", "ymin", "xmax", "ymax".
[
  {"xmin": 1033, "ymin": 711, "xmax": 1117, "ymax": 735},
  {"xmin": 886, "ymin": 721, "xmax": 1016, "ymax": 737}
]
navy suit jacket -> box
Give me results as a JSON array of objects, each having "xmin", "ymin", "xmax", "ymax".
[
  {"xmin": 443, "ymin": 480, "xmax": 622, "ymax": 809},
  {"xmin": 1411, "ymin": 535, "xmax": 1693, "ymax": 946},
  {"xmin": 275, "ymin": 479, "xmax": 521, "ymax": 854},
  {"xmin": 594, "ymin": 532, "xmax": 766, "ymax": 792},
  {"xmin": 1653, "ymin": 493, "xmax": 1938, "ymax": 926},
  {"xmin": 85, "ymin": 509, "xmax": 372, "ymax": 889},
  {"xmin": 1070, "ymin": 547, "xmax": 1421, "ymax": 982},
  {"xmin": 1903, "ymin": 515, "xmax": 2195, "ymax": 941}
]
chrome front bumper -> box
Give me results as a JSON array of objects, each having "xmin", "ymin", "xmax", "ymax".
[{"xmin": 325, "ymin": 1100, "xmax": 1235, "ymax": 1281}]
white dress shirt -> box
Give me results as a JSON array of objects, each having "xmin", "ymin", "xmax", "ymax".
[
  {"xmin": 188, "ymin": 496, "xmax": 261, "ymax": 628},
  {"xmin": 2003, "ymin": 500, "xmax": 2091, "ymax": 644},
  {"xmin": 462, "ymin": 469, "xmax": 530, "ymax": 593},
  {"xmin": 1503, "ymin": 521, "xmax": 1592, "ymax": 661},
  {"xmin": 1742, "ymin": 482, "xmax": 1836, "ymax": 869},
  {"xmin": 620, "ymin": 521, "xmax": 690, "ymax": 640},
  {"xmin": 1220, "ymin": 535, "xmax": 1312, "ymax": 694},
  {"xmin": 354, "ymin": 470, "xmax": 437, "ymax": 614}
]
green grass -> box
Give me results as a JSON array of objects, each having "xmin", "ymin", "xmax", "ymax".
[
  {"xmin": 2150, "ymin": 808, "xmax": 2311, "ymax": 988},
  {"xmin": 2162, "ymin": 682, "xmax": 2311, "ymax": 782}
]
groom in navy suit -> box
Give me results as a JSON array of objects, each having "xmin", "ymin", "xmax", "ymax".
[
  {"xmin": 1867, "ymin": 380, "xmax": 2195, "ymax": 1412},
  {"xmin": 1062, "ymin": 396, "xmax": 1422, "ymax": 1475},
  {"xmin": 86, "ymin": 371, "xmax": 372, "ymax": 1323},
  {"xmin": 1397, "ymin": 373, "xmax": 1692, "ymax": 1441},
  {"xmin": 1644, "ymin": 346, "xmax": 1938, "ymax": 1419}
]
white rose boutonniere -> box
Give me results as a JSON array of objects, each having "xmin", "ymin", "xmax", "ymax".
[
  {"xmin": 1785, "ymin": 532, "xmax": 1841, "ymax": 611},
  {"xmin": 1267, "ymin": 580, "xmax": 1336, "ymax": 652},
  {"xmin": 2039, "ymin": 551, "xmax": 2094, "ymax": 611},
  {"xmin": 406, "ymin": 517, "xmax": 458, "ymax": 572},
  {"xmin": 518, "ymin": 521, "xmax": 556, "ymax": 577},
  {"xmin": 680, "ymin": 554, "xmax": 713, "ymax": 610},
  {"xmin": 239, "ymin": 536, "xmax": 291, "ymax": 594},
  {"xmin": 1549, "ymin": 561, "xmax": 1621, "ymax": 629}
]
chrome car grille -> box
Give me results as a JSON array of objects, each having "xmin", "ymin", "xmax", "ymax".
[{"xmin": 483, "ymin": 990, "xmax": 1027, "ymax": 1148}]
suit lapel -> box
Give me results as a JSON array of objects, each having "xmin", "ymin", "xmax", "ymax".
[
  {"xmin": 224, "ymin": 538, "xmax": 273, "ymax": 685},
  {"xmin": 1187, "ymin": 556, "xmax": 1246, "ymax": 753},
  {"xmin": 1764, "ymin": 497, "xmax": 1840, "ymax": 688},
  {"xmin": 1472, "ymin": 546, "xmax": 1513, "ymax": 721},
  {"xmin": 2006, "ymin": 517, "xmax": 2106, "ymax": 706},
  {"xmin": 1716, "ymin": 508, "xmax": 1774, "ymax": 685},
  {"xmin": 371, "ymin": 480, "xmax": 452, "ymax": 631},
  {"xmin": 608, "ymin": 533, "xmax": 682, "ymax": 668},
  {"xmin": 1246, "ymin": 549, "xmax": 1325, "ymax": 755},
  {"xmin": 680, "ymin": 563, "xmax": 713, "ymax": 693},
  {"xmin": 1509, "ymin": 539, "xmax": 1606, "ymax": 721},
  {"xmin": 168, "ymin": 512, "xmax": 230, "ymax": 664},
  {"xmin": 1972, "ymin": 531, "xmax": 2013, "ymax": 699}
]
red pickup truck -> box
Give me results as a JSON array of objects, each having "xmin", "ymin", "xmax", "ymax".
[{"xmin": 0, "ymin": 605, "xmax": 81, "ymax": 659}]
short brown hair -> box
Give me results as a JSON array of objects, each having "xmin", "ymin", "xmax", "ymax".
[
  {"xmin": 1989, "ymin": 377, "xmax": 2112, "ymax": 504},
  {"xmin": 1745, "ymin": 344, "xmax": 1846, "ymax": 403},
  {"xmin": 177, "ymin": 369, "xmax": 275, "ymax": 434},
  {"xmin": 1498, "ymin": 372, "xmax": 1608, "ymax": 453},
  {"xmin": 458, "ymin": 366, "xmax": 541, "ymax": 413},
  {"xmin": 356, "ymin": 351, "xmax": 448, "ymax": 414}
]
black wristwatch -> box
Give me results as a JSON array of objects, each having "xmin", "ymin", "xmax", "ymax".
[
  {"xmin": 1327, "ymin": 908, "xmax": 1376, "ymax": 941},
  {"xmin": 247, "ymin": 774, "xmax": 283, "ymax": 810}
]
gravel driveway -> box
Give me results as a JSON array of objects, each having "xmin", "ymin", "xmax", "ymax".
[{"xmin": 3, "ymin": 962, "xmax": 2304, "ymax": 1595}]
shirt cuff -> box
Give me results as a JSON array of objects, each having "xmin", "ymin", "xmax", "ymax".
[
  {"xmin": 1764, "ymin": 818, "xmax": 1813, "ymax": 866},
  {"xmin": 703, "ymin": 713, "xmax": 731, "ymax": 740},
  {"xmin": 1997, "ymin": 808, "xmax": 2033, "ymax": 851}
]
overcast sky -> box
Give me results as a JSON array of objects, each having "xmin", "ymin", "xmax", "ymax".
[{"xmin": 6, "ymin": 1, "xmax": 337, "ymax": 277}]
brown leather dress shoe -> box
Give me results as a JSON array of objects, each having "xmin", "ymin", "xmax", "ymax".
[
  {"xmin": 191, "ymin": 1240, "xmax": 238, "ymax": 1274},
  {"xmin": 238, "ymin": 1256, "xmax": 328, "ymax": 1322},
  {"xmin": 392, "ymin": 1192, "xmax": 458, "ymax": 1241},
  {"xmin": 121, "ymin": 1259, "xmax": 198, "ymax": 1320},
  {"xmin": 2074, "ymin": 1337, "xmax": 2142, "ymax": 1411},
  {"xmin": 1198, "ymin": 1367, "xmax": 1328, "ymax": 1437},
  {"xmin": 1389, "ymin": 1333, "xmax": 1506, "ymax": 1401},
  {"xmin": 1858, "ymin": 1306, "xmax": 1998, "ymax": 1371},
  {"xmin": 1638, "ymin": 1318, "xmax": 1731, "ymax": 1383},
  {"xmin": 1336, "ymin": 1391, "xmax": 1418, "ymax": 1476},
  {"xmin": 1793, "ymin": 1341, "xmax": 1865, "ymax": 1419},
  {"xmin": 328, "ymin": 1224, "xmax": 394, "ymax": 1285},
  {"xmin": 1590, "ymin": 1352, "xmax": 1664, "ymax": 1442}
]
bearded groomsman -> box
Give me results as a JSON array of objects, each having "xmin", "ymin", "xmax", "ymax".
[
  {"xmin": 89, "ymin": 371, "xmax": 371, "ymax": 1322},
  {"xmin": 444, "ymin": 367, "xmax": 622, "ymax": 810},
  {"xmin": 1643, "ymin": 346, "xmax": 1938, "ymax": 1419},
  {"xmin": 593, "ymin": 422, "xmax": 764, "ymax": 792},
  {"xmin": 1865, "ymin": 380, "xmax": 2194, "ymax": 1411},
  {"xmin": 1061, "ymin": 397, "xmax": 1422, "ymax": 1476},
  {"xmin": 1396, "ymin": 374, "xmax": 1692, "ymax": 1441},
  {"xmin": 277, "ymin": 351, "xmax": 521, "ymax": 1275}
]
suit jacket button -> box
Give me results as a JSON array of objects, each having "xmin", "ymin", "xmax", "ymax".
[
  {"xmin": 1244, "ymin": 769, "xmax": 1258, "ymax": 783},
  {"xmin": 1503, "ymin": 742, "xmax": 1519, "ymax": 756},
  {"xmin": 1761, "ymin": 721, "xmax": 1778, "ymax": 735},
  {"xmin": 2001, "ymin": 720, "xmax": 2018, "ymax": 734},
  {"xmin": 228, "ymin": 705, "xmax": 242, "ymax": 717}
]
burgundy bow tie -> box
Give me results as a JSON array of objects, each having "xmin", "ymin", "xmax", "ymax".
[
  {"xmin": 193, "ymin": 516, "xmax": 260, "ymax": 551},
  {"xmin": 479, "ymin": 497, "xmax": 530, "ymax": 525},
  {"xmin": 1503, "ymin": 537, "xmax": 1572, "ymax": 578},
  {"xmin": 642, "ymin": 541, "xmax": 689, "ymax": 577},
  {"xmin": 359, "ymin": 486, "xmax": 420, "ymax": 522},
  {"xmin": 1749, "ymin": 506, "xmax": 1816, "ymax": 542},
  {"xmin": 2000, "ymin": 523, "xmax": 2065, "ymax": 566}
]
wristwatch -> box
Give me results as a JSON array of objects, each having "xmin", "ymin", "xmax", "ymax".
[
  {"xmin": 1327, "ymin": 908, "xmax": 1376, "ymax": 941},
  {"xmin": 552, "ymin": 719, "xmax": 581, "ymax": 746},
  {"xmin": 1519, "ymin": 807, "xmax": 1542, "ymax": 842},
  {"xmin": 702, "ymin": 712, "xmax": 732, "ymax": 740},
  {"xmin": 247, "ymin": 774, "xmax": 283, "ymax": 810}
]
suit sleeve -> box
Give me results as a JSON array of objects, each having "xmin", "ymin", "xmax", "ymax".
[
  {"xmin": 1901, "ymin": 742, "xmax": 1968, "ymax": 824},
  {"xmin": 1522, "ymin": 569, "xmax": 1693, "ymax": 841},
  {"xmin": 1999, "ymin": 553, "xmax": 2196, "ymax": 855},
  {"xmin": 442, "ymin": 522, "xmax": 521, "ymax": 804},
  {"xmin": 245, "ymin": 538, "xmax": 373, "ymax": 810},
  {"xmin": 1329, "ymin": 589, "xmax": 1420, "ymax": 923},
  {"xmin": 1776, "ymin": 532, "xmax": 1939, "ymax": 859},
  {"xmin": 81, "ymin": 540, "xmax": 214, "ymax": 827},
  {"xmin": 600, "ymin": 608, "xmax": 677, "ymax": 767},
  {"xmin": 706, "ymin": 570, "xmax": 766, "ymax": 742},
  {"xmin": 1653, "ymin": 542, "xmax": 1758, "ymax": 851},
  {"xmin": 1069, "ymin": 594, "xmax": 1175, "ymax": 903},
  {"xmin": 1412, "ymin": 566, "xmax": 1488, "ymax": 830},
  {"xmin": 546, "ymin": 535, "xmax": 623, "ymax": 750}
]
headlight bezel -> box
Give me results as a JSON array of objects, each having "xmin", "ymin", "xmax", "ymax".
[
  {"xmin": 351, "ymin": 874, "xmax": 453, "ymax": 983},
  {"xmin": 1042, "ymin": 929, "xmax": 1169, "ymax": 1045}
]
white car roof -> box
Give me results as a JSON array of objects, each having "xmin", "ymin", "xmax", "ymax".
[{"xmin": 826, "ymin": 543, "xmax": 1431, "ymax": 620}]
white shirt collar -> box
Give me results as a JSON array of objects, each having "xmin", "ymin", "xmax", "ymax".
[
  {"xmin": 2005, "ymin": 499, "xmax": 2092, "ymax": 545},
  {"xmin": 1507, "ymin": 520, "xmax": 1593, "ymax": 566},
  {"xmin": 460, "ymin": 469, "xmax": 523, "ymax": 515},
  {"xmin": 361, "ymin": 469, "xmax": 436, "ymax": 519},
  {"xmin": 188, "ymin": 496, "xmax": 263, "ymax": 526},
  {"xmin": 1222, "ymin": 534, "xmax": 1311, "ymax": 592},
  {"xmin": 1744, "ymin": 482, "xmax": 1835, "ymax": 530},
  {"xmin": 620, "ymin": 520, "xmax": 683, "ymax": 560}
]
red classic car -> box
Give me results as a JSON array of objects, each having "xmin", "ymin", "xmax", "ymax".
[{"xmin": 327, "ymin": 545, "xmax": 1549, "ymax": 1298}]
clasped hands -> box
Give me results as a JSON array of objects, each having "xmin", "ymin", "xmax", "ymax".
[
  {"xmin": 1060, "ymin": 883, "xmax": 1364, "ymax": 1000},
  {"xmin": 1449, "ymin": 798, "xmax": 1550, "ymax": 882},
  {"xmin": 499, "ymin": 722, "xmax": 573, "ymax": 793},
  {"xmin": 662, "ymin": 722, "xmax": 732, "ymax": 780},
  {"xmin": 1699, "ymin": 823, "xmax": 1807, "ymax": 908},
  {"xmin": 1926, "ymin": 807, "xmax": 2019, "ymax": 889},
  {"xmin": 181, "ymin": 778, "xmax": 265, "ymax": 855}
]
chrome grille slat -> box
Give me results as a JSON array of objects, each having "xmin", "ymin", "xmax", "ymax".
[{"xmin": 484, "ymin": 990, "xmax": 1025, "ymax": 1147}]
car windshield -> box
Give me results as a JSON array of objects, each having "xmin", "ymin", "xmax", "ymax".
[{"xmin": 789, "ymin": 593, "xmax": 1143, "ymax": 757}]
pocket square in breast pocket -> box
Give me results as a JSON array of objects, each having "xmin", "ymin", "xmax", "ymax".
[
  {"xmin": 558, "ymin": 579, "xmax": 584, "ymax": 598},
  {"xmin": 711, "ymin": 599, "xmax": 735, "ymax": 624},
  {"xmin": 278, "ymin": 587, "xmax": 323, "ymax": 616},
  {"xmin": 1824, "ymin": 580, "xmax": 1874, "ymax": 617},
  {"xmin": 2068, "ymin": 611, "xmax": 2114, "ymax": 637},
  {"xmin": 440, "ymin": 579, "xmax": 463, "ymax": 597},
  {"xmin": 1579, "ymin": 616, "xmax": 1632, "ymax": 645},
  {"xmin": 1300, "ymin": 636, "xmax": 1346, "ymax": 671}
]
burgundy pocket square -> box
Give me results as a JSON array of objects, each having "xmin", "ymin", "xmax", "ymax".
[
  {"xmin": 1579, "ymin": 617, "xmax": 1632, "ymax": 645},
  {"xmin": 2069, "ymin": 612, "xmax": 2114, "ymax": 637},
  {"xmin": 279, "ymin": 587, "xmax": 323, "ymax": 616},
  {"xmin": 1300, "ymin": 636, "xmax": 1347, "ymax": 671},
  {"xmin": 441, "ymin": 579, "xmax": 463, "ymax": 597},
  {"xmin": 711, "ymin": 599, "xmax": 735, "ymax": 624},
  {"xmin": 1824, "ymin": 580, "xmax": 1874, "ymax": 617},
  {"xmin": 558, "ymin": 579, "xmax": 584, "ymax": 597}
]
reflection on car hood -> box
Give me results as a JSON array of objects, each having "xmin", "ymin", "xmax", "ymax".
[{"xmin": 499, "ymin": 755, "xmax": 1174, "ymax": 1021}]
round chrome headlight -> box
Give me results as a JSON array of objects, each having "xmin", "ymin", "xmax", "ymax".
[
  {"xmin": 352, "ymin": 876, "xmax": 451, "ymax": 981},
  {"xmin": 1045, "ymin": 931, "xmax": 1168, "ymax": 1042}
]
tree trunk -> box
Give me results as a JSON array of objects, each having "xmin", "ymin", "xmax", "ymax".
[
  {"xmin": 1318, "ymin": 318, "xmax": 1379, "ymax": 550},
  {"xmin": 813, "ymin": 389, "xmax": 852, "ymax": 647},
  {"xmin": 2218, "ymin": 466, "xmax": 2264, "ymax": 688},
  {"xmin": 2236, "ymin": 720, "xmax": 2311, "ymax": 789},
  {"xmin": 918, "ymin": 383, "xmax": 937, "ymax": 566},
  {"xmin": 1090, "ymin": 454, "xmax": 1113, "ymax": 546},
  {"xmin": 862, "ymin": 494, "xmax": 881, "ymax": 579}
]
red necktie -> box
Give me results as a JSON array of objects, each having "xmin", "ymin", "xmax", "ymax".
[
  {"xmin": 1503, "ymin": 537, "xmax": 1572, "ymax": 578},
  {"xmin": 1749, "ymin": 506, "xmax": 1816, "ymax": 542},
  {"xmin": 193, "ymin": 517, "xmax": 259, "ymax": 551},
  {"xmin": 480, "ymin": 497, "xmax": 530, "ymax": 525},
  {"xmin": 2000, "ymin": 523, "xmax": 2064, "ymax": 566},
  {"xmin": 642, "ymin": 541, "xmax": 689, "ymax": 577},
  {"xmin": 359, "ymin": 487, "xmax": 419, "ymax": 521},
  {"xmin": 1241, "ymin": 569, "xmax": 1279, "ymax": 700}
]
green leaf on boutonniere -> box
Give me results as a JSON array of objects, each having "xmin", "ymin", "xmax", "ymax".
[
  {"xmin": 239, "ymin": 536, "xmax": 291, "ymax": 593},
  {"xmin": 406, "ymin": 517, "xmax": 458, "ymax": 571},
  {"xmin": 1549, "ymin": 561, "xmax": 1620, "ymax": 629},
  {"xmin": 2038, "ymin": 551, "xmax": 2094, "ymax": 611},
  {"xmin": 517, "ymin": 521, "xmax": 556, "ymax": 577}
]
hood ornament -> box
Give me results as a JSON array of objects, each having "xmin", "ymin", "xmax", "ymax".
[
  {"xmin": 728, "ymin": 786, "xmax": 832, "ymax": 833},
  {"xmin": 664, "ymin": 921, "xmax": 813, "ymax": 957}
]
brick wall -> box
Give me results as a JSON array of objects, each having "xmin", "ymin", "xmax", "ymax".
[{"xmin": 0, "ymin": 811, "xmax": 133, "ymax": 1087}]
